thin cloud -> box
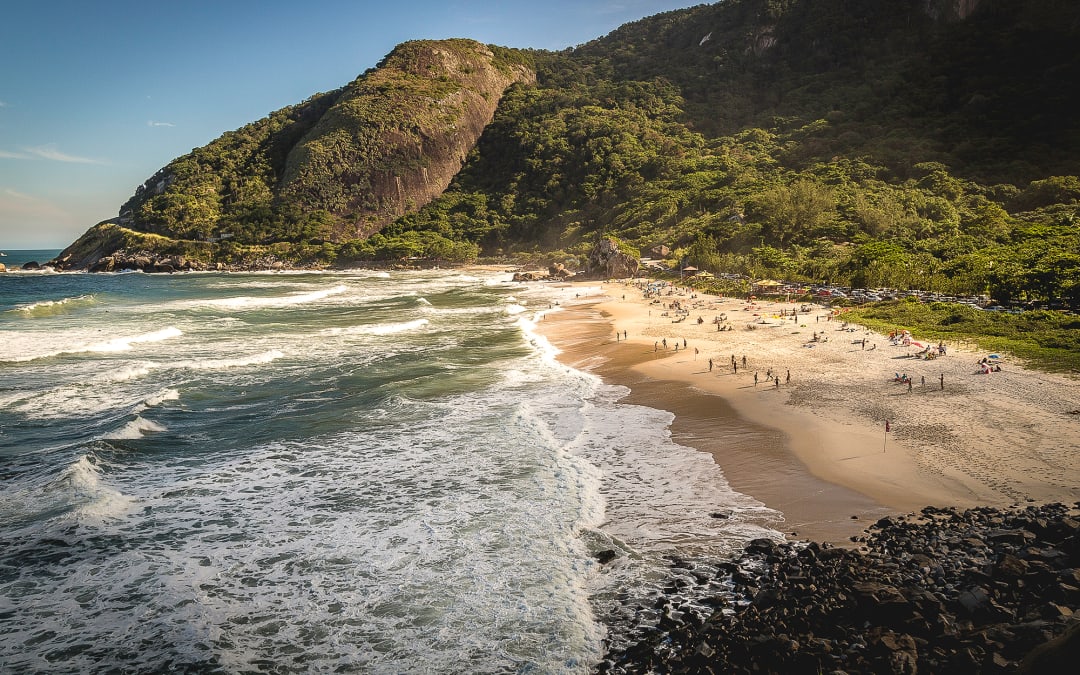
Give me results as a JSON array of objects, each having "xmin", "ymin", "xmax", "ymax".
[
  {"xmin": 0, "ymin": 149, "xmax": 31, "ymax": 160},
  {"xmin": 24, "ymin": 144, "xmax": 106, "ymax": 165},
  {"xmin": 0, "ymin": 188, "xmax": 74, "ymax": 220},
  {"xmin": 148, "ymin": 120, "xmax": 176, "ymax": 127}
]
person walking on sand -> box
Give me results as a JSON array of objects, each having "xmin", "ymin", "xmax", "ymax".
[
  {"xmin": 940, "ymin": 373, "xmax": 945, "ymax": 390},
  {"xmin": 742, "ymin": 355, "xmax": 747, "ymax": 367},
  {"xmin": 623, "ymin": 330, "xmax": 627, "ymax": 340},
  {"xmin": 775, "ymin": 378, "xmax": 780, "ymax": 390},
  {"xmin": 786, "ymin": 369, "xmax": 791, "ymax": 383},
  {"xmin": 908, "ymin": 378, "xmax": 913, "ymax": 392},
  {"xmin": 754, "ymin": 372, "xmax": 759, "ymax": 386},
  {"xmin": 709, "ymin": 358, "xmax": 713, "ymax": 372}
]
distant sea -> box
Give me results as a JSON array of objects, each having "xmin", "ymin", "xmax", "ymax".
[
  {"xmin": 1, "ymin": 249, "xmax": 60, "ymax": 269},
  {"xmin": 0, "ymin": 260, "xmax": 781, "ymax": 673}
]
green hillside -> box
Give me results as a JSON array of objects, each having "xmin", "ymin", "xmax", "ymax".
[{"xmin": 54, "ymin": 0, "xmax": 1080, "ymax": 306}]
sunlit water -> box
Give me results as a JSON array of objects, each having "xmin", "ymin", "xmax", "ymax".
[{"xmin": 0, "ymin": 261, "xmax": 781, "ymax": 673}]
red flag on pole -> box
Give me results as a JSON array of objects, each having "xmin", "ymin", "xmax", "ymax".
[{"xmin": 885, "ymin": 420, "xmax": 890, "ymax": 432}]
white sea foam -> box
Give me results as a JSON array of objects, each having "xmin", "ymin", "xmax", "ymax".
[
  {"xmin": 179, "ymin": 349, "xmax": 286, "ymax": 371},
  {"xmin": 0, "ymin": 327, "xmax": 183, "ymax": 363},
  {"xmin": 92, "ymin": 327, "xmax": 184, "ymax": 352},
  {"xmin": 53, "ymin": 454, "xmax": 102, "ymax": 494},
  {"xmin": 504, "ymin": 303, "xmax": 528, "ymax": 315},
  {"xmin": 106, "ymin": 364, "xmax": 155, "ymax": 382},
  {"xmin": 108, "ymin": 415, "xmax": 168, "ymax": 440},
  {"xmin": 10, "ymin": 294, "xmax": 95, "ymax": 315},
  {"xmin": 323, "ymin": 319, "xmax": 430, "ymax": 337},
  {"xmin": 34, "ymin": 454, "xmax": 135, "ymax": 522},
  {"xmin": 143, "ymin": 388, "xmax": 180, "ymax": 407},
  {"xmin": 204, "ymin": 284, "xmax": 348, "ymax": 309}
]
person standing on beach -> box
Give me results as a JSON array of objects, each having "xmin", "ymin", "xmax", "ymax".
[
  {"xmin": 786, "ymin": 369, "xmax": 791, "ymax": 383},
  {"xmin": 775, "ymin": 378, "xmax": 780, "ymax": 389},
  {"xmin": 709, "ymin": 358, "xmax": 713, "ymax": 371},
  {"xmin": 623, "ymin": 330, "xmax": 627, "ymax": 340},
  {"xmin": 754, "ymin": 372, "xmax": 759, "ymax": 386},
  {"xmin": 742, "ymin": 355, "xmax": 747, "ymax": 367},
  {"xmin": 940, "ymin": 373, "xmax": 945, "ymax": 390}
]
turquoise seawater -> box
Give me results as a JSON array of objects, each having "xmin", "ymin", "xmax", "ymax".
[{"xmin": 0, "ymin": 263, "xmax": 780, "ymax": 673}]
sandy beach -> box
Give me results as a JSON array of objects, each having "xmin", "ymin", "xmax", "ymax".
[{"xmin": 536, "ymin": 278, "xmax": 1080, "ymax": 545}]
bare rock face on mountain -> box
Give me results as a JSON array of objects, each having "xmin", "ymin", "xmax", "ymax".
[
  {"xmin": 585, "ymin": 237, "xmax": 639, "ymax": 279},
  {"xmin": 279, "ymin": 40, "xmax": 535, "ymax": 240}
]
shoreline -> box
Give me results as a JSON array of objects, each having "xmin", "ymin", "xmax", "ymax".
[{"xmin": 536, "ymin": 279, "xmax": 1080, "ymax": 545}]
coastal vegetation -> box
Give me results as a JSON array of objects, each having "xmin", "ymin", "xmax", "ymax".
[
  {"xmin": 844, "ymin": 300, "xmax": 1080, "ymax": 373},
  {"xmin": 53, "ymin": 0, "xmax": 1080, "ymax": 311}
]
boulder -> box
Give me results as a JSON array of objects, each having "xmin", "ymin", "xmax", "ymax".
[
  {"xmin": 88, "ymin": 257, "xmax": 114, "ymax": 273},
  {"xmin": 548, "ymin": 263, "xmax": 574, "ymax": 279},
  {"xmin": 585, "ymin": 237, "xmax": 639, "ymax": 279}
]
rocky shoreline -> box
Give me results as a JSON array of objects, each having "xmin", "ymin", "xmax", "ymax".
[{"xmin": 598, "ymin": 503, "xmax": 1079, "ymax": 674}]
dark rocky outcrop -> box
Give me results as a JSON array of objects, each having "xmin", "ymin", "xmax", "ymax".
[
  {"xmin": 600, "ymin": 503, "xmax": 1080, "ymax": 674},
  {"xmin": 278, "ymin": 40, "xmax": 535, "ymax": 240},
  {"xmin": 510, "ymin": 263, "xmax": 577, "ymax": 282},
  {"xmin": 583, "ymin": 237, "xmax": 639, "ymax": 279}
]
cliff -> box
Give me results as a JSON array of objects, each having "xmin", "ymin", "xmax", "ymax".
[
  {"xmin": 277, "ymin": 40, "xmax": 535, "ymax": 240},
  {"xmin": 53, "ymin": 39, "xmax": 533, "ymax": 270}
]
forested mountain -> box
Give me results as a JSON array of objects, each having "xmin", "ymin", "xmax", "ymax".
[{"xmin": 54, "ymin": 0, "xmax": 1080, "ymax": 305}]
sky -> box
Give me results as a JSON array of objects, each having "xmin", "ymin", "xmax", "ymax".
[{"xmin": 0, "ymin": 0, "xmax": 704, "ymax": 250}]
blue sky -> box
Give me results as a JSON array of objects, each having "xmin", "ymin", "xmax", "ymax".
[{"xmin": 0, "ymin": 0, "xmax": 703, "ymax": 249}]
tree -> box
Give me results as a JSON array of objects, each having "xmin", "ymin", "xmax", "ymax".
[{"xmin": 752, "ymin": 178, "xmax": 836, "ymax": 247}]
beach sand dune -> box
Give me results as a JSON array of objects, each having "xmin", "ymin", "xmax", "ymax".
[{"xmin": 537, "ymin": 279, "xmax": 1080, "ymax": 544}]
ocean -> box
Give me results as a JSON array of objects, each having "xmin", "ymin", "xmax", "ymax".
[{"xmin": 0, "ymin": 255, "xmax": 781, "ymax": 673}]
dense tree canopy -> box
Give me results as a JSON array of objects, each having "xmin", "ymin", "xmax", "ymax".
[{"xmin": 71, "ymin": 0, "xmax": 1080, "ymax": 304}]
